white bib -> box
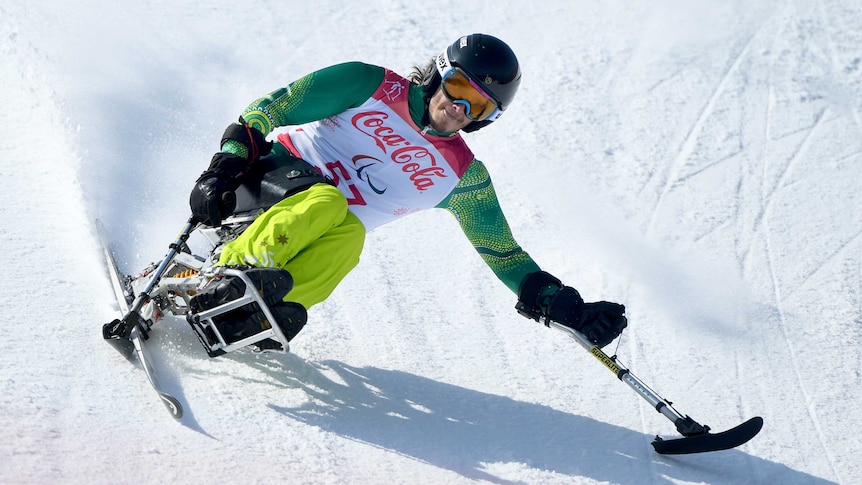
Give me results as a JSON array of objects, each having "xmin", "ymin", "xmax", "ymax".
[{"xmin": 277, "ymin": 70, "xmax": 473, "ymax": 231}]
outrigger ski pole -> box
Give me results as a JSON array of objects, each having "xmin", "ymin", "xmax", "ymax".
[
  {"xmin": 521, "ymin": 307, "xmax": 763, "ymax": 454},
  {"xmin": 102, "ymin": 216, "xmax": 198, "ymax": 357}
]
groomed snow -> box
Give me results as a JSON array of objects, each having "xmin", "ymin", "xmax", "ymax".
[{"xmin": 1, "ymin": 1, "xmax": 859, "ymax": 483}]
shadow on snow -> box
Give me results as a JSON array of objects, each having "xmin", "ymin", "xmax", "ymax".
[{"xmin": 239, "ymin": 353, "xmax": 832, "ymax": 485}]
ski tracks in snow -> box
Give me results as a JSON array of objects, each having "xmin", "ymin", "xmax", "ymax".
[
  {"xmin": 645, "ymin": 27, "xmax": 762, "ymax": 238},
  {"xmin": 758, "ymin": 107, "xmax": 840, "ymax": 479},
  {"xmin": 636, "ymin": 4, "xmax": 859, "ymax": 481},
  {"xmin": 756, "ymin": 10, "xmax": 850, "ymax": 482},
  {"xmin": 755, "ymin": 10, "xmax": 858, "ymax": 480},
  {"xmin": 742, "ymin": 5, "xmax": 858, "ymax": 481}
]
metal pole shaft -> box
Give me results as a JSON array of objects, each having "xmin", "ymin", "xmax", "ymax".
[
  {"xmin": 547, "ymin": 320, "xmax": 687, "ymax": 427},
  {"xmin": 128, "ymin": 218, "xmax": 197, "ymax": 315}
]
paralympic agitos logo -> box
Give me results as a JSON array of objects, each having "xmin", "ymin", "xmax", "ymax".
[{"xmin": 351, "ymin": 111, "xmax": 447, "ymax": 191}]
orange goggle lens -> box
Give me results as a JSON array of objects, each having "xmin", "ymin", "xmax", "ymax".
[{"xmin": 440, "ymin": 68, "xmax": 500, "ymax": 121}]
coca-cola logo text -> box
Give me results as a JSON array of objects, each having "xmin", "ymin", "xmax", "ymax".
[{"xmin": 351, "ymin": 111, "xmax": 447, "ymax": 191}]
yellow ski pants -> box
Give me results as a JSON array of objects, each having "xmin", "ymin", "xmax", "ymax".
[{"xmin": 218, "ymin": 183, "xmax": 365, "ymax": 309}]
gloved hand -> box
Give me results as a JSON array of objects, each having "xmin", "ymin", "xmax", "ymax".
[
  {"xmin": 517, "ymin": 271, "xmax": 627, "ymax": 348},
  {"xmin": 558, "ymin": 300, "xmax": 627, "ymax": 348},
  {"xmin": 190, "ymin": 151, "xmax": 249, "ymax": 225},
  {"xmin": 190, "ymin": 172, "xmax": 238, "ymax": 226},
  {"xmin": 189, "ymin": 118, "xmax": 272, "ymax": 225}
]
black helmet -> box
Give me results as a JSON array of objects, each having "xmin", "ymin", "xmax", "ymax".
[{"xmin": 426, "ymin": 34, "xmax": 521, "ymax": 132}]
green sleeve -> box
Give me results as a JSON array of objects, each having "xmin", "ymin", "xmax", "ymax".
[
  {"xmin": 222, "ymin": 62, "xmax": 385, "ymax": 156},
  {"xmin": 437, "ymin": 160, "xmax": 542, "ymax": 294}
]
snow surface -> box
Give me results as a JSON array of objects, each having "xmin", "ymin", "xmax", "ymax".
[{"xmin": 2, "ymin": 1, "xmax": 860, "ymax": 483}]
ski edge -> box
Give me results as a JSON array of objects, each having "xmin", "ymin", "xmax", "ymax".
[
  {"xmin": 97, "ymin": 219, "xmax": 184, "ymax": 421},
  {"xmin": 132, "ymin": 328, "xmax": 185, "ymax": 420},
  {"xmin": 651, "ymin": 416, "xmax": 764, "ymax": 455},
  {"xmin": 96, "ymin": 219, "xmax": 132, "ymax": 315}
]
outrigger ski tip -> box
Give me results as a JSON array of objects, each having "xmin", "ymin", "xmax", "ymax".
[
  {"xmin": 652, "ymin": 416, "xmax": 764, "ymax": 455},
  {"xmin": 544, "ymin": 319, "xmax": 764, "ymax": 455}
]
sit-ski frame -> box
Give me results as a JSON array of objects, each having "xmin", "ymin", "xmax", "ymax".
[{"xmin": 110, "ymin": 214, "xmax": 291, "ymax": 357}]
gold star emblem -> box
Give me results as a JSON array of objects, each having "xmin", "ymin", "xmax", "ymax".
[{"xmin": 277, "ymin": 234, "xmax": 289, "ymax": 246}]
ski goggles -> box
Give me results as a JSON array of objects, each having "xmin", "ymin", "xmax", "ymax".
[{"xmin": 440, "ymin": 67, "xmax": 501, "ymax": 121}]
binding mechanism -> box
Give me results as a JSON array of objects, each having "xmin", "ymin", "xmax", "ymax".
[{"xmin": 186, "ymin": 267, "xmax": 306, "ymax": 356}]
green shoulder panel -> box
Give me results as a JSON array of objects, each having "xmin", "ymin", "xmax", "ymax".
[
  {"xmin": 241, "ymin": 62, "xmax": 386, "ymax": 135},
  {"xmin": 437, "ymin": 160, "xmax": 541, "ymax": 294}
]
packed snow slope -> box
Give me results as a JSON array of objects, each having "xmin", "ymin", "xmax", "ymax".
[{"xmin": 2, "ymin": 1, "xmax": 860, "ymax": 483}]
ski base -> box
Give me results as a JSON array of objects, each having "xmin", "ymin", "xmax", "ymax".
[{"xmin": 652, "ymin": 416, "xmax": 763, "ymax": 454}]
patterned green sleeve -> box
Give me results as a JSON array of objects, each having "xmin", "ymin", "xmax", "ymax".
[
  {"xmin": 222, "ymin": 62, "xmax": 385, "ymax": 156},
  {"xmin": 437, "ymin": 160, "xmax": 541, "ymax": 294}
]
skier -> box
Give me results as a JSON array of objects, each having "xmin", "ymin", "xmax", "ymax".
[{"xmin": 188, "ymin": 33, "xmax": 627, "ymax": 349}]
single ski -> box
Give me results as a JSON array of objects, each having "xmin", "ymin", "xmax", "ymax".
[
  {"xmin": 98, "ymin": 220, "xmax": 184, "ymax": 420},
  {"xmin": 652, "ymin": 416, "xmax": 763, "ymax": 454}
]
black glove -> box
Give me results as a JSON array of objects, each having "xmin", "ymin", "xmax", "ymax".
[
  {"xmin": 190, "ymin": 151, "xmax": 252, "ymax": 225},
  {"xmin": 558, "ymin": 300, "xmax": 627, "ymax": 348},
  {"xmin": 517, "ymin": 271, "xmax": 627, "ymax": 348},
  {"xmin": 190, "ymin": 173, "xmax": 238, "ymax": 226},
  {"xmin": 189, "ymin": 118, "xmax": 272, "ymax": 225}
]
